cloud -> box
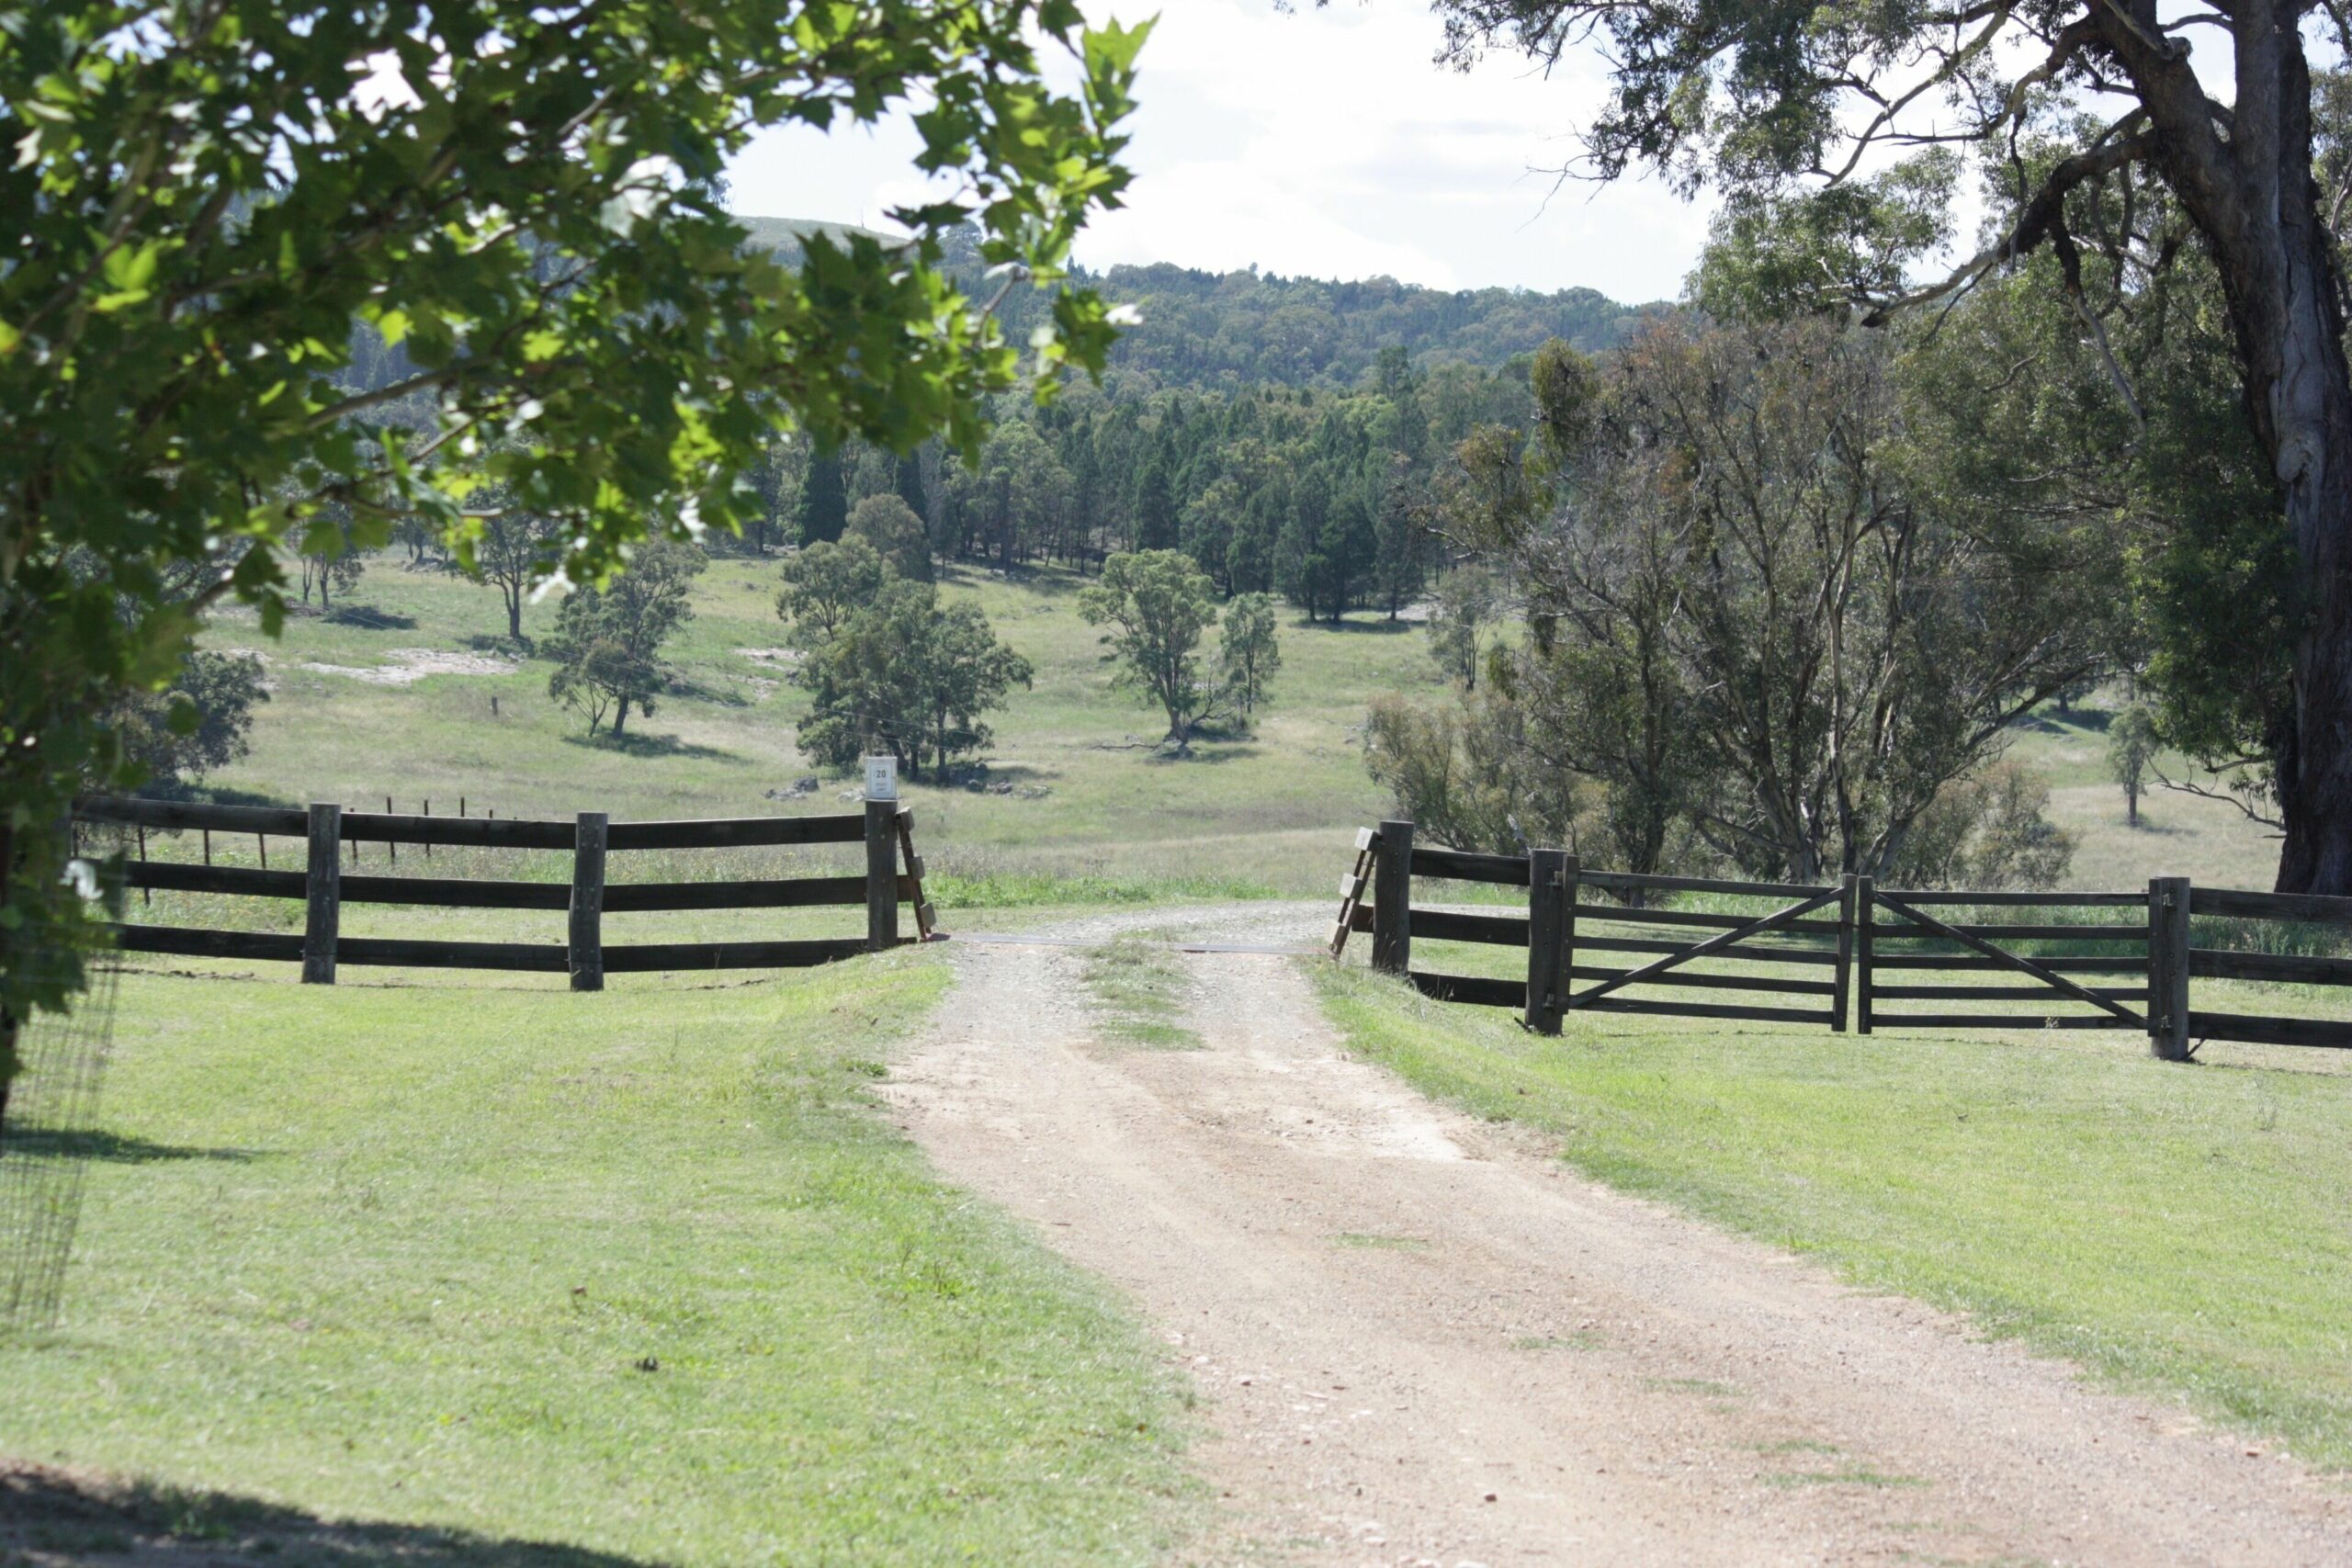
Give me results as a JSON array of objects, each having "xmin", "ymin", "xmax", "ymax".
[{"xmin": 726, "ymin": 0, "xmax": 1713, "ymax": 300}]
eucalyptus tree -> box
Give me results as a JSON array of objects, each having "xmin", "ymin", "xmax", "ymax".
[
  {"xmin": 544, "ymin": 540, "xmax": 706, "ymax": 738},
  {"xmin": 1430, "ymin": 0, "xmax": 2352, "ymax": 890},
  {"xmin": 1079, "ymin": 548, "xmax": 1227, "ymax": 748},
  {"xmin": 1493, "ymin": 319, "xmax": 2112, "ymax": 882},
  {"xmin": 0, "ymin": 0, "xmax": 1147, "ymax": 1036}
]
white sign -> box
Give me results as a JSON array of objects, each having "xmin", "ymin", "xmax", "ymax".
[{"xmin": 863, "ymin": 755, "xmax": 899, "ymax": 801}]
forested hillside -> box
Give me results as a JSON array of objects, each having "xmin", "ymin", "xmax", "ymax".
[
  {"xmin": 744, "ymin": 216, "xmax": 1657, "ymax": 391},
  {"xmin": 345, "ymin": 218, "xmax": 1654, "ymax": 406},
  {"xmin": 1057, "ymin": 262, "xmax": 1651, "ymax": 391}
]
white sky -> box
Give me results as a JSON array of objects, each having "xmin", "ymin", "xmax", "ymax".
[{"xmin": 724, "ymin": 0, "xmax": 1714, "ymax": 300}]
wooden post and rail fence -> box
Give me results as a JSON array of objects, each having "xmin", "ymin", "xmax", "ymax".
[
  {"xmin": 75, "ymin": 794, "xmax": 935, "ymax": 989},
  {"xmin": 1333, "ymin": 820, "xmax": 2352, "ymax": 1055}
]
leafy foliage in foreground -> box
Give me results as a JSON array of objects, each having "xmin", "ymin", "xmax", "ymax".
[{"xmin": 0, "ymin": 0, "xmax": 1148, "ymax": 1038}]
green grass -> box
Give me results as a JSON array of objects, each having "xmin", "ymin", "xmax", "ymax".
[
  {"xmin": 1312, "ymin": 960, "xmax": 2352, "ymax": 1471},
  {"xmin": 1758, "ymin": 1467, "xmax": 1926, "ymax": 1490},
  {"xmin": 0, "ymin": 955, "xmax": 1193, "ymax": 1564},
  {"xmin": 1080, "ymin": 933, "xmax": 1200, "ymax": 1049},
  {"xmin": 193, "ymin": 556, "xmax": 1449, "ymax": 903},
  {"xmin": 2006, "ymin": 693, "xmax": 2280, "ymax": 889},
  {"xmin": 1329, "ymin": 1232, "xmax": 1430, "ymax": 1251}
]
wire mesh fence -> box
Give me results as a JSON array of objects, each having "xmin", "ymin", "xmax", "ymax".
[{"xmin": 0, "ymin": 955, "xmax": 121, "ymax": 1332}]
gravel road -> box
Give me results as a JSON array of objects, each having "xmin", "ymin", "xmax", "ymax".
[{"xmin": 882, "ymin": 905, "xmax": 2352, "ymax": 1567}]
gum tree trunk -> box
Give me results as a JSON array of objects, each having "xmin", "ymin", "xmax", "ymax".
[{"xmin": 2116, "ymin": 5, "xmax": 2352, "ymax": 892}]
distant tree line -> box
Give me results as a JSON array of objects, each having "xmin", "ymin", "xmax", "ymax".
[{"xmin": 729, "ymin": 344, "xmax": 1535, "ymax": 631}]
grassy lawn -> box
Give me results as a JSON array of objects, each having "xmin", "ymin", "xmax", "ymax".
[
  {"xmin": 0, "ymin": 954, "xmax": 1192, "ymax": 1565},
  {"xmin": 1313, "ymin": 960, "xmax": 2352, "ymax": 1471},
  {"xmin": 193, "ymin": 555, "xmax": 1448, "ymax": 902}
]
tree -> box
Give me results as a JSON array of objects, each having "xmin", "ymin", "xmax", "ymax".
[
  {"xmin": 1079, "ymin": 549, "xmax": 1227, "ymax": 748},
  {"xmin": 1426, "ymin": 566, "xmax": 1500, "ymax": 692},
  {"xmin": 915, "ymin": 602, "xmax": 1035, "ymax": 773},
  {"xmin": 1885, "ymin": 763, "xmax": 2077, "ymax": 892},
  {"xmin": 2110, "ymin": 705, "xmax": 2163, "ymax": 829},
  {"xmin": 796, "ymin": 445, "xmax": 851, "ymax": 547},
  {"xmin": 895, "ymin": 448, "xmax": 933, "ymax": 531},
  {"xmin": 103, "ymin": 652, "xmax": 268, "ymax": 797},
  {"xmin": 1219, "ymin": 592, "xmax": 1283, "ymax": 718},
  {"xmin": 544, "ymin": 542, "xmax": 706, "ymax": 737},
  {"xmin": 1430, "ymin": 1, "xmax": 2352, "ymax": 891},
  {"xmin": 476, "ymin": 507, "xmax": 567, "ymax": 643},
  {"xmin": 846, "ymin": 494, "xmax": 932, "ymax": 581},
  {"xmin": 0, "ymin": 1, "xmax": 1147, "ymax": 1041},
  {"xmin": 293, "ymin": 515, "xmax": 366, "ymax": 614},
  {"xmin": 968, "ymin": 421, "xmax": 1074, "ymax": 565},
  {"xmin": 1489, "ymin": 319, "xmax": 2111, "ymax": 881},
  {"xmin": 782, "ymin": 571, "xmax": 1030, "ymax": 778},
  {"xmin": 1132, "ymin": 448, "xmax": 1179, "ymax": 551},
  {"xmin": 1363, "ymin": 688, "xmax": 1577, "ymax": 855},
  {"xmin": 777, "ymin": 538, "xmax": 890, "ymax": 644}
]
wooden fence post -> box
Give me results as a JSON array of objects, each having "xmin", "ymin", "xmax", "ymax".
[
  {"xmin": 301, "ymin": 802, "xmax": 341, "ymax": 986},
  {"xmin": 1854, "ymin": 875, "xmax": 1874, "ymax": 1036},
  {"xmin": 865, "ymin": 797, "xmax": 899, "ymax": 952},
  {"xmin": 1525, "ymin": 849, "xmax": 1571, "ymax": 1034},
  {"xmin": 570, "ymin": 812, "xmax": 607, "ymax": 993},
  {"xmin": 1371, "ymin": 818, "xmax": 1413, "ymax": 976},
  {"xmin": 2149, "ymin": 875, "xmax": 2191, "ymax": 1061},
  {"xmin": 1832, "ymin": 874, "xmax": 1858, "ymax": 1033}
]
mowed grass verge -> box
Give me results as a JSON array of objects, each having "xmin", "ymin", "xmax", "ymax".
[
  {"xmin": 0, "ymin": 954, "xmax": 1192, "ymax": 1565},
  {"xmin": 1312, "ymin": 961, "xmax": 2352, "ymax": 1471}
]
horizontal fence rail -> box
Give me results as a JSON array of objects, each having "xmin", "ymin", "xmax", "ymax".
[
  {"xmin": 1338, "ymin": 820, "xmax": 2352, "ymax": 1055},
  {"xmin": 76, "ymin": 795, "xmax": 935, "ymax": 990}
]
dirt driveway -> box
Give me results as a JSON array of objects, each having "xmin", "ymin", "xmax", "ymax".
[{"xmin": 882, "ymin": 907, "xmax": 2352, "ymax": 1567}]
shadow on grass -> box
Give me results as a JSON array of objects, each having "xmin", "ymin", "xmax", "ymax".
[
  {"xmin": 0, "ymin": 1128, "xmax": 257, "ymax": 1165},
  {"xmin": 1144, "ymin": 740, "xmax": 1261, "ymax": 766},
  {"xmin": 939, "ymin": 559, "xmax": 1085, "ymax": 597},
  {"xmin": 664, "ymin": 677, "xmax": 752, "ymax": 709},
  {"xmin": 322, "ymin": 605, "xmax": 419, "ymax": 631},
  {"xmin": 460, "ymin": 633, "xmax": 534, "ymax": 658},
  {"xmin": 917, "ymin": 762, "xmax": 1063, "ymax": 789},
  {"xmin": 562, "ymin": 731, "xmax": 735, "ymax": 761},
  {"xmin": 2019, "ymin": 705, "xmax": 2114, "ymax": 735},
  {"xmin": 0, "ymin": 1461, "xmax": 653, "ymax": 1566},
  {"xmin": 1291, "ymin": 615, "xmax": 1419, "ymax": 636}
]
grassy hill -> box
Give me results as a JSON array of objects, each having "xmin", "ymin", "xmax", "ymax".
[{"xmin": 190, "ymin": 553, "xmax": 2278, "ymax": 905}]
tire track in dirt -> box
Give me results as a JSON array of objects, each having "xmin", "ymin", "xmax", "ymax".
[{"xmin": 882, "ymin": 906, "xmax": 2351, "ymax": 1566}]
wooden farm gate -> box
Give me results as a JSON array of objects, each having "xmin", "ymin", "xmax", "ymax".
[{"xmin": 1335, "ymin": 820, "xmax": 2350, "ymax": 1056}]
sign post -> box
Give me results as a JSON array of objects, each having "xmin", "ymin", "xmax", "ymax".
[{"xmin": 863, "ymin": 757, "xmax": 900, "ymax": 950}]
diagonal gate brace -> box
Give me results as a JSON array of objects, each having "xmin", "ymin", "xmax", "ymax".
[
  {"xmin": 1872, "ymin": 891, "xmax": 2148, "ymax": 1031},
  {"xmin": 1566, "ymin": 886, "xmax": 1842, "ymax": 1010}
]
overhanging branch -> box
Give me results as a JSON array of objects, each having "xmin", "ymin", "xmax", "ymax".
[{"xmin": 1861, "ymin": 124, "xmax": 2154, "ymax": 325}]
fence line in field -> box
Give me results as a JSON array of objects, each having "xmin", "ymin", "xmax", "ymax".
[{"xmin": 74, "ymin": 795, "xmax": 936, "ymax": 990}]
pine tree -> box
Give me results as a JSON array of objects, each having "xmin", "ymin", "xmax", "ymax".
[
  {"xmin": 796, "ymin": 443, "xmax": 849, "ymax": 546},
  {"xmin": 1133, "ymin": 450, "xmax": 1178, "ymax": 551},
  {"xmin": 894, "ymin": 447, "xmax": 930, "ymax": 525}
]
